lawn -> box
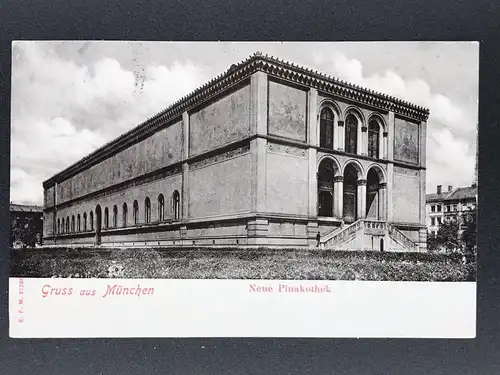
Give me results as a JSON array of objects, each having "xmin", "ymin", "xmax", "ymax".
[{"xmin": 10, "ymin": 247, "xmax": 476, "ymax": 281}]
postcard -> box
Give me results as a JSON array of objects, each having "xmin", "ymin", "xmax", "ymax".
[{"xmin": 9, "ymin": 41, "xmax": 478, "ymax": 338}]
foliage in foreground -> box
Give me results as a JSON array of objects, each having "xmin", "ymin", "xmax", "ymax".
[{"xmin": 10, "ymin": 247, "xmax": 476, "ymax": 281}]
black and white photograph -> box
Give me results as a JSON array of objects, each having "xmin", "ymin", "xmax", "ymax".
[
  {"xmin": 10, "ymin": 41, "xmax": 477, "ymax": 281},
  {"xmin": 8, "ymin": 41, "xmax": 478, "ymax": 338}
]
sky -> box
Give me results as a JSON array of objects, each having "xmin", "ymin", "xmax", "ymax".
[{"xmin": 10, "ymin": 41, "xmax": 479, "ymax": 205}]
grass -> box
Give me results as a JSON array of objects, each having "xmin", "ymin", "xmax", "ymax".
[{"xmin": 10, "ymin": 246, "xmax": 477, "ymax": 281}]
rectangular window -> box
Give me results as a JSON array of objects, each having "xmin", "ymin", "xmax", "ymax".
[
  {"xmin": 453, "ymin": 205, "xmax": 457, "ymax": 211},
  {"xmin": 431, "ymin": 205, "xmax": 436, "ymax": 212},
  {"xmin": 431, "ymin": 218, "xmax": 435, "ymax": 226},
  {"xmin": 437, "ymin": 217, "xmax": 442, "ymax": 225},
  {"xmin": 437, "ymin": 205, "xmax": 441, "ymax": 212}
]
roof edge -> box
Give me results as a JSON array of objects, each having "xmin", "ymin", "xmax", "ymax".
[{"xmin": 43, "ymin": 51, "xmax": 430, "ymax": 188}]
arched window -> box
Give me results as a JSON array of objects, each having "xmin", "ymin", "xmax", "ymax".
[
  {"xmin": 57, "ymin": 219, "xmax": 60, "ymax": 234},
  {"xmin": 90, "ymin": 211, "xmax": 94, "ymax": 231},
  {"xmin": 319, "ymin": 107, "xmax": 334, "ymax": 149},
  {"xmin": 77, "ymin": 214, "xmax": 81, "ymax": 232},
  {"xmin": 104, "ymin": 207, "xmax": 109, "ymax": 229},
  {"xmin": 368, "ymin": 119, "xmax": 380, "ymax": 159},
  {"xmin": 66, "ymin": 217, "xmax": 69, "ymax": 233},
  {"xmin": 345, "ymin": 113, "xmax": 358, "ymax": 154},
  {"xmin": 71, "ymin": 215, "xmax": 75, "ymax": 232},
  {"xmin": 173, "ymin": 190, "xmax": 180, "ymax": 220},
  {"xmin": 145, "ymin": 197, "xmax": 151, "ymax": 223},
  {"xmin": 113, "ymin": 205, "xmax": 118, "ymax": 227},
  {"xmin": 158, "ymin": 194, "xmax": 165, "ymax": 221},
  {"xmin": 133, "ymin": 200, "xmax": 139, "ymax": 225},
  {"xmin": 83, "ymin": 212, "xmax": 87, "ymax": 231},
  {"xmin": 122, "ymin": 203, "xmax": 128, "ymax": 227}
]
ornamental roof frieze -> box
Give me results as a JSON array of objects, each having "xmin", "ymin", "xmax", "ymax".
[{"xmin": 44, "ymin": 51, "xmax": 429, "ymax": 187}]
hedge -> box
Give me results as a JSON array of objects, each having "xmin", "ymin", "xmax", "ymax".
[{"xmin": 10, "ymin": 246, "xmax": 476, "ymax": 281}]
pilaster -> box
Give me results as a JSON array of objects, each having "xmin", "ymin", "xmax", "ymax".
[
  {"xmin": 419, "ymin": 169, "xmax": 426, "ymax": 226},
  {"xmin": 250, "ymin": 71, "xmax": 268, "ymax": 136},
  {"xmin": 308, "ymin": 88, "xmax": 318, "ymax": 146},
  {"xmin": 387, "ymin": 111, "xmax": 395, "ymax": 160},
  {"xmin": 250, "ymin": 71, "xmax": 268, "ymax": 214},
  {"xmin": 419, "ymin": 120, "xmax": 427, "ymax": 168},
  {"xmin": 182, "ymin": 111, "xmax": 189, "ymax": 221},
  {"xmin": 308, "ymin": 148, "xmax": 318, "ymax": 217},
  {"xmin": 386, "ymin": 111, "xmax": 395, "ymax": 222},
  {"xmin": 386, "ymin": 164, "xmax": 393, "ymax": 222},
  {"xmin": 357, "ymin": 179, "xmax": 367, "ymax": 220},
  {"xmin": 308, "ymin": 88, "xmax": 318, "ymax": 218}
]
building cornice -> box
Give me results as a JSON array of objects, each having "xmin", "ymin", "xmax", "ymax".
[{"xmin": 43, "ymin": 51, "xmax": 430, "ymax": 188}]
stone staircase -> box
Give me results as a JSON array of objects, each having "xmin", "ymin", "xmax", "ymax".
[{"xmin": 320, "ymin": 219, "xmax": 417, "ymax": 252}]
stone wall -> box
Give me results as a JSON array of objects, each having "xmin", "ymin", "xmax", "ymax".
[
  {"xmin": 392, "ymin": 166, "xmax": 420, "ymax": 224},
  {"xmin": 56, "ymin": 120, "xmax": 183, "ymax": 204},
  {"xmin": 394, "ymin": 117, "xmax": 420, "ymax": 165},
  {"xmin": 54, "ymin": 173, "xmax": 182, "ymax": 233},
  {"xmin": 188, "ymin": 149, "xmax": 252, "ymax": 219},
  {"xmin": 189, "ymin": 84, "xmax": 251, "ymax": 156},
  {"xmin": 268, "ymin": 80, "xmax": 308, "ymax": 142},
  {"xmin": 266, "ymin": 143, "xmax": 309, "ymax": 216}
]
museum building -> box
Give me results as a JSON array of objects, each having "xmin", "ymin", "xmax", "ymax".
[{"xmin": 42, "ymin": 52, "xmax": 429, "ymax": 251}]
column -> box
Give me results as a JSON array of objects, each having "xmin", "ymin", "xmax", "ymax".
[
  {"xmin": 357, "ymin": 123, "xmax": 363, "ymax": 155},
  {"xmin": 382, "ymin": 131, "xmax": 388, "ymax": 159},
  {"xmin": 337, "ymin": 120, "xmax": 345, "ymax": 151},
  {"xmin": 357, "ymin": 179, "xmax": 367, "ymax": 220},
  {"xmin": 334, "ymin": 176, "xmax": 344, "ymax": 218}
]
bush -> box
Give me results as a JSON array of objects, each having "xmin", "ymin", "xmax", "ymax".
[{"xmin": 10, "ymin": 246, "xmax": 476, "ymax": 281}]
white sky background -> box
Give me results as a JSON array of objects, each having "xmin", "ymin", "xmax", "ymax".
[{"xmin": 10, "ymin": 41, "xmax": 478, "ymax": 205}]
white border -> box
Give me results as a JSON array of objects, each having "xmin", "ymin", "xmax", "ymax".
[{"xmin": 9, "ymin": 278, "xmax": 476, "ymax": 338}]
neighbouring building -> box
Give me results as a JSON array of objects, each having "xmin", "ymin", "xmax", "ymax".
[
  {"xmin": 42, "ymin": 52, "xmax": 429, "ymax": 251},
  {"xmin": 426, "ymin": 184, "xmax": 477, "ymax": 238},
  {"xmin": 10, "ymin": 203, "xmax": 43, "ymax": 248}
]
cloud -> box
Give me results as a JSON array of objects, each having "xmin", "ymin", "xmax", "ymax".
[
  {"xmin": 315, "ymin": 50, "xmax": 477, "ymax": 192},
  {"xmin": 11, "ymin": 42, "xmax": 206, "ymax": 205}
]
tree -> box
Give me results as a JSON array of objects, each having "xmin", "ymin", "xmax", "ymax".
[
  {"xmin": 435, "ymin": 218, "xmax": 461, "ymax": 253},
  {"xmin": 461, "ymin": 209, "xmax": 477, "ymax": 259}
]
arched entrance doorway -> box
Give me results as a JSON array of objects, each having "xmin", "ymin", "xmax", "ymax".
[
  {"xmin": 95, "ymin": 205, "xmax": 102, "ymax": 245},
  {"xmin": 366, "ymin": 168, "xmax": 381, "ymax": 219},
  {"xmin": 343, "ymin": 164, "xmax": 358, "ymax": 223},
  {"xmin": 317, "ymin": 159, "xmax": 336, "ymax": 217}
]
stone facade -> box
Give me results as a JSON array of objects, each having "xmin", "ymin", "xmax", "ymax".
[{"xmin": 43, "ymin": 53, "xmax": 429, "ymax": 251}]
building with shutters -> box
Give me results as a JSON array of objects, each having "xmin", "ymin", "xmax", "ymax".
[{"xmin": 42, "ymin": 52, "xmax": 429, "ymax": 251}]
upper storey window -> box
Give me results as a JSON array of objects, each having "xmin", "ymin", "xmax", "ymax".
[
  {"xmin": 319, "ymin": 108, "xmax": 334, "ymax": 149},
  {"xmin": 368, "ymin": 120, "xmax": 380, "ymax": 159},
  {"xmin": 345, "ymin": 114, "xmax": 358, "ymax": 154}
]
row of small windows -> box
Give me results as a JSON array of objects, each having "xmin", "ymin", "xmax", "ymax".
[
  {"xmin": 57, "ymin": 191, "xmax": 180, "ymax": 234},
  {"xmin": 430, "ymin": 203, "xmax": 475, "ymax": 213},
  {"xmin": 319, "ymin": 108, "xmax": 383, "ymax": 159}
]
